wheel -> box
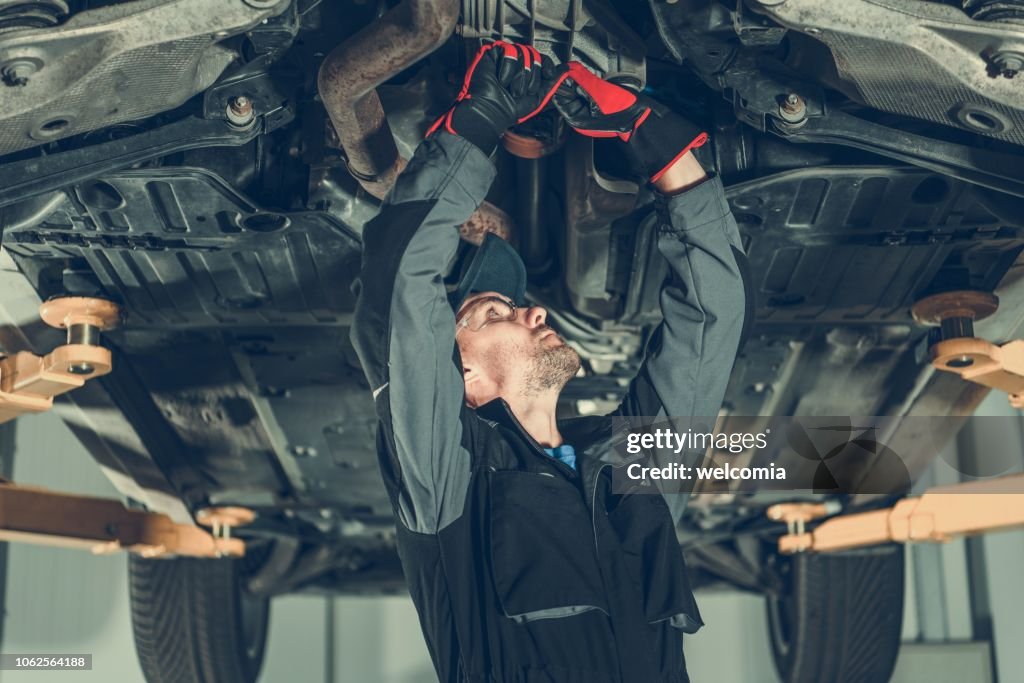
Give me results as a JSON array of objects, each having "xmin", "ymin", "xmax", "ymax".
[
  {"xmin": 128, "ymin": 550, "xmax": 271, "ymax": 683},
  {"xmin": 765, "ymin": 545, "xmax": 904, "ymax": 683}
]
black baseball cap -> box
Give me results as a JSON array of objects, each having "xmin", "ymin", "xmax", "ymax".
[{"xmin": 449, "ymin": 233, "xmax": 528, "ymax": 312}]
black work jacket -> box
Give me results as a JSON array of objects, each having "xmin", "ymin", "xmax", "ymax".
[{"xmin": 351, "ymin": 132, "xmax": 749, "ymax": 682}]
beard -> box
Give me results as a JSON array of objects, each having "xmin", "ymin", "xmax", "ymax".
[
  {"xmin": 522, "ymin": 332, "xmax": 582, "ymax": 396},
  {"xmin": 476, "ymin": 328, "xmax": 582, "ymax": 399}
]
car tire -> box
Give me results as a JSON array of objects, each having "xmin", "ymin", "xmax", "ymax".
[
  {"xmin": 128, "ymin": 552, "xmax": 271, "ymax": 683},
  {"xmin": 765, "ymin": 544, "xmax": 904, "ymax": 683}
]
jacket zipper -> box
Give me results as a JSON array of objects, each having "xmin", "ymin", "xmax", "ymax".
[
  {"xmin": 492, "ymin": 399, "xmax": 580, "ymax": 479},
  {"xmin": 591, "ymin": 462, "xmax": 612, "ymax": 554}
]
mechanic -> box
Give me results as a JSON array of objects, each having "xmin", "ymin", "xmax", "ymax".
[{"xmin": 350, "ymin": 40, "xmax": 750, "ymax": 683}]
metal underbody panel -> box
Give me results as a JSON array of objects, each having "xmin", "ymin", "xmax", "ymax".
[
  {"xmin": 0, "ymin": 165, "xmax": 395, "ymax": 587},
  {"xmin": 4, "ymin": 168, "xmax": 362, "ymax": 327},
  {"xmin": 0, "ymin": 0, "xmax": 283, "ymax": 154},
  {"xmin": 750, "ymin": 0, "xmax": 1024, "ymax": 145},
  {"xmin": 732, "ymin": 166, "xmax": 1024, "ymax": 325}
]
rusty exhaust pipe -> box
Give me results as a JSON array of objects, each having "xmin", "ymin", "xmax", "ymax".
[
  {"xmin": 317, "ymin": 0, "xmax": 514, "ymax": 244},
  {"xmin": 317, "ymin": 0, "xmax": 459, "ymax": 199}
]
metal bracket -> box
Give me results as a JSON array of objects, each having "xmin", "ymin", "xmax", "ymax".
[
  {"xmin": 912, "ymin": 290, "xmax": 1024, "ymax": 408},
  {"xmin": 0, "ymin": 297, "xmax": 121, "ymax": 424},
  {"xmin": 766, "ymin": 500, "xmax": 842, "ymax": 551},
  {"xmin": 648, "ymin": 2, "xmax": 1024, "ymax": 198},
  {"xmin": 195, "ymin": 506, "xmax": 257, "ymax": 558},
  {"xmin": 0, "ymin": 116, "xmax": 270, "ymax": 209}
]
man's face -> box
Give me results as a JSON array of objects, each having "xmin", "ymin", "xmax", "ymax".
[{"xmin": 455, "ymin": 291, "xmax": 581, "ymax": 406}]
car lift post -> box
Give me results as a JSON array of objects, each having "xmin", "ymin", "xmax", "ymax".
[{"xmin": 768, "ymin": 473, "xmax": 1024, "ymax": 554}]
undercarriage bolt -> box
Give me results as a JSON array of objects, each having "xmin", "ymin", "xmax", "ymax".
[
  {"xmin": 778, "ymin": 92, "xmax": 807, "ymax": 126},
  {"xmin": 1, "ymin": 59, "xmax": 38, "ymax": 87},
  {"xmin": 992, "ymin": 51, "xmax": 1023, "ymax": 79},
  {"xmin": 226, "ymin": 96, "xmax": 255, "ymax": 127}
]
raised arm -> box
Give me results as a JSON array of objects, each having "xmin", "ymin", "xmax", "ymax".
[
  {"xmin": 554, "ymin": 64, "xmax": 750, "ymax": 421},
  {"xmin": 554, "ymin": 66, "xmax": 753, "ymax": 520},
  {"xmin": 351, "ymin": 131, "xmax": 494, "ymax": 535},
  {"xmin": 627, "ymin": 168, "xmax": 751, "ymax": 521},
  {"xmin": 619, "ymin": 164, "xmax": 749, "ymax": 421},
  {"xmin": 350, "ymin": 42, "xmax": 563, "ymax": 534}
]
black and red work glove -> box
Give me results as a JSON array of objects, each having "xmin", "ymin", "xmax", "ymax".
[
  {"xmin": 553, "ymin": 62, "xmax": 708, "ymax": 184},
  {"xmin": 427, "ymin": 41, "xmax": 567, "ymax": 156}
]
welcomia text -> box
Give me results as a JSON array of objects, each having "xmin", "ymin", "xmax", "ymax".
[{"xmin": 626, "ymin": 461, "xmax": 786, "ymax": 481}]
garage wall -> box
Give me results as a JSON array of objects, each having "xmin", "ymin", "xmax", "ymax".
[
  {"xmin": 331, "ymin": 596, "xmax": 435, "ymax": 683},
  {"xmin": 956, "ymin": 393, "xmax": 1024, "ymax": 682},
  {"xmin": 0, "ymin": 394, "xmax": 1021, "ymax": 683}
]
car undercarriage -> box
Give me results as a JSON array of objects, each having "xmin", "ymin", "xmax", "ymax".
[{"xmin": 1, "ymin": 1, "xmax": 1023, "ymax": 681}]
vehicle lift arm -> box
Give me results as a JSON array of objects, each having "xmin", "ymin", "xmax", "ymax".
[
  {"xmin": 0, "ymin": 478, "xmax": 248, "ymax": 558},
  {"xmin": 769, "ymin": 473, "xmax": 1024, "ymax": 554},
  {"xmin": 0, "ymin": 297, "xmax": 250, "ymax": 558},
  {"xmin": 768, "ymin": 289, "xmax": 1024, "ymax": 554}
]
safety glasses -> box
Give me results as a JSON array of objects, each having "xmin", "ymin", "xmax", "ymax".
[{"xmin": 455, "ymin": 296, "xmax": 519, "ymax": 335}]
